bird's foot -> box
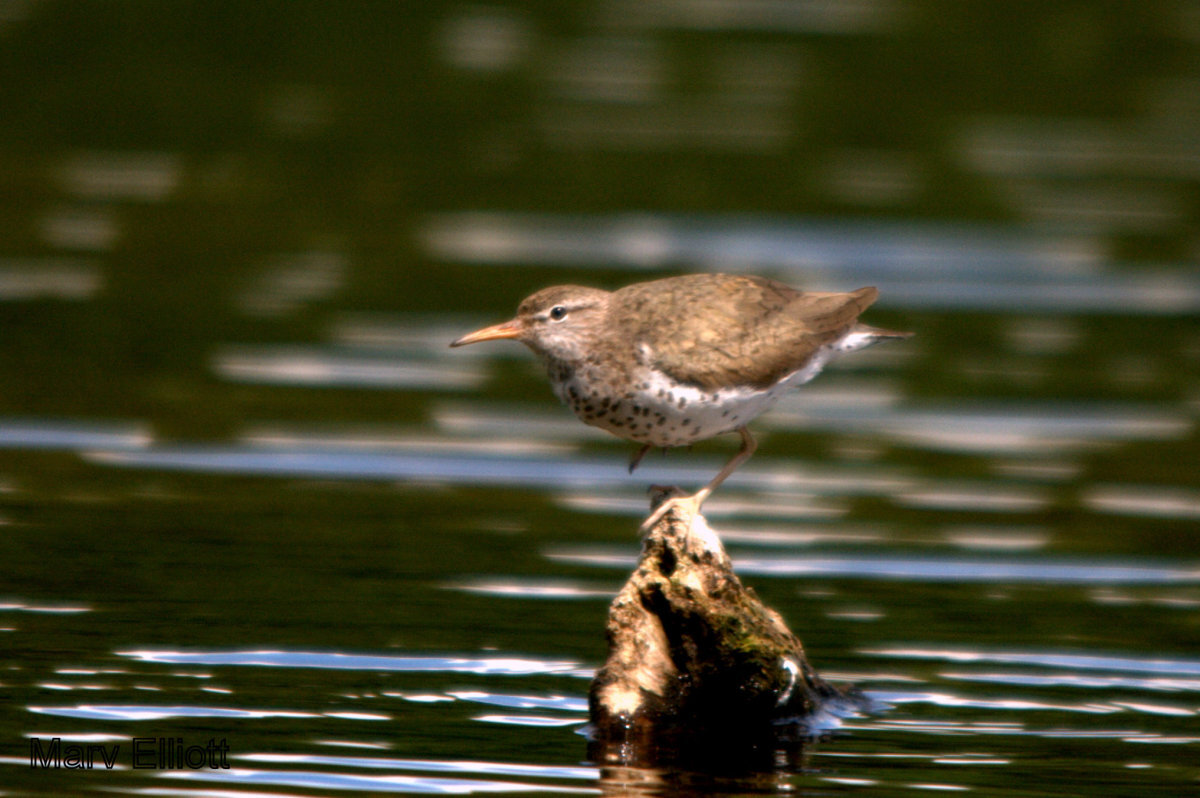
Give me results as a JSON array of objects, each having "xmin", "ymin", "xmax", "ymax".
[
  {"xmin": 639, "ymin": 486, "xmax": 707, "ymax": 534},
  {"xmin": 627, "ymin": 444, "xmax": 653, "ymax": 475}
]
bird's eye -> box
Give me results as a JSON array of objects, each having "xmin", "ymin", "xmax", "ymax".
[{"xmin": 549, "ymin": 305, "xmax": 568, "ymax": 322}]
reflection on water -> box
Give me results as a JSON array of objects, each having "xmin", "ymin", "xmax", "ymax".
[
  {"xmin": 243, "ymin": 752, "xmax": 596, "ymax": 781},
  {"xmin": 54, "ymin": 151, "xmax": 182, "ymax": 202},
  {"xmin": 0, "ymin": 259, "xmax": 102, "ymax": 300},
  {"xmin": 1083, "ymin": 484, "xmax": 1200, "ymax": 521},
  {"xmin": 30, "ymin": 705, "xmax": 321, "ymax": 722},
  {"xmin": 767, "ymin": 400, "xmax": 1192, "ymax": 456},
  {"xmin": 421, "ymin": 211, "xmax": 1102, "ymax": 279},
  {"xmin": 547, "ymin": 547, "xmax": 1200, "ymax": 584},
  {"xmin": 3, "ymin": 263, "xmax": 1198, "ymax": 794},
  {"xmin": 0, "ymin": 419, "xmax": 153, "ymax": 451},
  {"xmin": 161, "ymin": 765, "xmax": 601, "ymax": 795},
  {"xmin": 213, "ymin": 345, "xmax": 488, "ymax": 390},
  {"xmin": 448, "ymin": 579, "xmax": 618, "ymax": 600},
  {"xmin": 865, "ymin": 647, "xmax": 1200, "ymax": 677},
  {"xmin": 120, "ymin": 650, "xmax": 589, "ymax": 677},
  {"xmin": 421, "ymin": 212, "xmax": 1200, "ymax": 313},
  {"xmin": 0, "ymin": 601, "xmax": 93, "ymax": 614}
]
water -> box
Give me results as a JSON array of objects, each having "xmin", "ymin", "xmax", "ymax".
[{"xmin": 3, "ymin": 2, "xmax": 1200, "ymax": 796}]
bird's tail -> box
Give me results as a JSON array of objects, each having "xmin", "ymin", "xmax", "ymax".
[
  {"xmin": 834, "ymin": 324, "xmax": 912, "ymax": 353},
  {"xmin": 858, "ymin": 324, "xmax": 912, "ymax": 340}
]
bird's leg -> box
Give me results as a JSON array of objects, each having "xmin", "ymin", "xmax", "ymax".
[
  {"xmin": 627, "ymin": 443, "xmax": 653, "ymax": 475},
  {"xmin": 639, "ymin": 427, "xmax": 757, "ymax": 533}
]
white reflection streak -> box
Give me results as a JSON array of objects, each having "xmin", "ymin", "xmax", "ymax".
[
  {"xmin": 863, "ymin": 691, "xmax": 1118, "ymax": 714},
  {"xmin": 316, "ymin": 740, "xmax": 393, "ymax": 750},
  {"xmin": 864, "ymin": 647, "xmax": 1200, "ymax": 676},
  {"xmin": 447, "ymin": 580, "xmax": 615, "ymax": 599},
  {"xmin": 446, "ymin": 691, "xmax": 588, "ymax": 713},
  {"xmin": 323, "ymin": 712, "xmax": 391, "ymax": 721},
  {"xmin": 158, "ymin": 767, "xmax": 601, "ymax": 794},
  {"xmin": 715, "ymin": 524, "xmax": 884, "ymax": 546},
  {"xmin": 0, "ymin": 260, "xmax": 102, "ymax": 300},
  {"xmin": 23, "ymin": 733, "xmax": 125, "ymax": 743},
  {"xmin": 769, "ymin": 403, "xmax": 1193, "ymax": 456},
  {"xmin": 38, "ymin": 206, "xmax": 120, "ymax": 251},
  {"xmin": 238, "ymin": 752, "xmax": 597, "ymax": 780},
  {"xmin": 439, "ymin": 7, "xmax": 531, "ymax": 72},
  {"xmin": 731, "ymin": 555, "xmax": 1200, "ymax": 584},
  {"xmin": 28, "ymin": 705, "xmax": 316, "ymax": 721},
  {"xmin": 905, "ymin": 783, "xmax": 970, "ymax": 792},
  {"xmin": 942, "ymin": 671, "xmax": 1200, "ymax": 693},
  {"xmin": 473, "ymin": 714, "xmax": 584, "ymax": 727},
  {"xmin": 382, "ymin": 692, "xmax": 455, "ymax": 703},
  {"xmin": 0, "ymin": 601, "xmax": 92, "ymax": 613},
  {"xmin": 0, "ymin": 420, "xmax": 152, "ymax": 451},
  {"xmin": 1109, "ymin": 701, "xmax": 1196, "ymax": 717},
  {"xmin": 126, "ymin": 789, "xmax": 314, "ymax": 798},
  {"xmin": 1083, "ymin": 485, "xmax": 1200, "ymax": 521},
  {"xmin": 420, "ymin": 211, "xmax": 1091, "ymax": 274},
  {"xmin": 84, "ymin": 432, "xmax": 911, "ymax": 499},
  {"xmin": 850, "ymin": 717, "xmax": 1195, "ymax": 743},
  {"xmin": 419, "ymin": 212, "xmax": 1200, "ymax": 313},
  {"xmin": 545, "ymin": 548, "xmax": 1200, "ymax": 585},
  {"xmin": 943, "ymin": 527, "xmax": 1049, "ymax": 552},
  {"xmin": 55, "ymin": 151, "xmax": 182, "ymax": 201},
  {"xmin": 895, "ymin": 485, "xmax": 1049, "ymax": 513},
  {"xmin": 118, "ymin": 649, "xmax": 584, "ymax": 676},
  {"xmin": 242, "ymin": 425, "xmax": 570, "ymax": 457},
  {"xmin": 214, "ymin": 347, "xmax": 485, "ymax": 390},
  {"xmin": 556, "ymin": 491, "xmax": 848, "ymax": 521}
]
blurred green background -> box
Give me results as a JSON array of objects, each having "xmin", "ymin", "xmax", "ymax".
[{"xmin": 2, "ymin": 0, "xmax": 1197, "ymax": 433}]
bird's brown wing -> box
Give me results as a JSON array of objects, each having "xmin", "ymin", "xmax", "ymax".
[{"xmin": 616, "ymin": 274, "xmax": 878, "ymax": 391}]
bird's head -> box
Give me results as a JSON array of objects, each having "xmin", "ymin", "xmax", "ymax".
[{"xmin": 450, "ymin": 285, "xmax": 610, "ymax": 363}]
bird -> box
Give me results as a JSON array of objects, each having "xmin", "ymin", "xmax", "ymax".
[{"xmin": 451, "ymin": 273, "xmax": 909, "ymax": 530}]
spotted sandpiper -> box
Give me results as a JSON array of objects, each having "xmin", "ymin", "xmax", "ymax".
[{"xmin": 451, "ymin": 273, "xmax": 909, "ymax": 530}]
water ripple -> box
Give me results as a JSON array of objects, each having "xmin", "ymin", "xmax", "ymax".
[
  {"xmin": 444, "ymin": 691, "xmax": 588, "ymax": 713},
  {"xmin": 474, "ymin": 715, "xmax": 585, "ymax": 727},
  {"xmin": 118, "ymin": 649, "xmax": 588, "ymax": 677},
  {"xmin": 865, "ymin": 690, "xmax": 1197, "ymax": 716},
  {"xmin": 28, "ymin": 705, "xmax": 316, "ymax": 721},
  {"xmin": 0, "ymin": 601, "xmax": 92, "ymax": 614},
  {"xmin": 942, "ymin": 671, "xmax": 1200, "ymax": 693},
  {"xmin": 446, "ymin": 579, "xmax": 616, "ymax": 600},
  {"xmin": 547, "ymin": 548, "xmax": 1200, "ymax": 585},
  {"xmin": 239, "ymin": 753, "xmax": 596, "ymax": 781},
  {"xmin": 420, "ymin": 211, "xmax": 1200, "ymax": 314},
  {"xmin": 0, "ymin": 419, "xmax": 152, "ymax": 451},
  {"xmin": 213, "ymin": 346, "xmax": 486, "ymax": 390},
  {"xmin": 863, "ymin": 646, "xmax": 1200, "ymax": 676},
  {"xmin": 845, "ymin": 715, "xmax": 1200, "ymax": 745},
  {"xmin": 82, "ymin": 446, "xmax": 909, "ymax": 499},
  {"xmin": 734, "ymin": 554, "xmax": 1200, "ymax": 584},
  {"xmin": 0, "ymin": 258, "xmax": 102, "ymax": 301},
  {"xmin": 767, "ymin": 401, "xmax": 1193, "ymax": 456},
  {"xmin": 160, "ymin": 767, "xmax": 599, "ymax": 794}
]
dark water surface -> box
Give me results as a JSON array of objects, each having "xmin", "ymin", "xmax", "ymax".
[{"xmin": 3, "ymin": 2, "xmax": 1200, "ymax": 796}]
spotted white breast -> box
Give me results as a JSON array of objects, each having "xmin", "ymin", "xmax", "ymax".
[{"xmin": 555, "ymin": 328, "xmax": 879, "ymax": 449}]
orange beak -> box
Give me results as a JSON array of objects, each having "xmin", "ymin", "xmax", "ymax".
[{"xmin": 450, "ymin": 317, "xmax": 524, "ymax": 347}]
